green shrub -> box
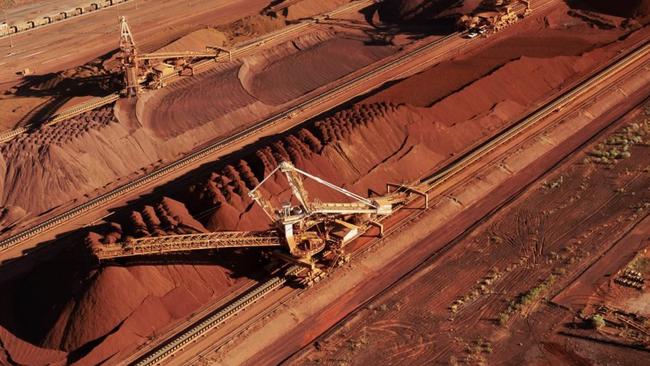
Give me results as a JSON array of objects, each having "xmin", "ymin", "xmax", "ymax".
[{"xmin": 591, "ymin": 314, "xmax": 605, "ymax": 329}]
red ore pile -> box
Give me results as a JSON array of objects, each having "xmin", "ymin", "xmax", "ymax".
[
  {"xmin": 0, "ymin": 197, "xmax": 252, "ymax": 365},
  {"xmin": 378, "ymin": 0, "xmax": 482, "ymax": 23},
  {"xmin": 0, "ymin": 326, "xmax": 66, "ymax": 366},
  {"xmin": 582, "ymin": 0, "xmax": 650, "ymax": 22}
]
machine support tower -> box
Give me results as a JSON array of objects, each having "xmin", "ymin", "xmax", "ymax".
[
  {"xmin": 119, "ymin": 16, "xmax": 140, "ymax": 97},
  {"xmin": 116, "ymin": 16, "xmax": 228, "ymax": 96},
  {"xmin": 92, "ymin": 161, "xmax": 429, "ymax": 283}
]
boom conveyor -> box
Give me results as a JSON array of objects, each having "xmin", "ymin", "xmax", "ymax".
[
  {"xmin": 94, "ymin": 230, "xmax": 282, "ymax": 260},
  {"xmin": 93, "ymin": 161, "xmax": 426, "ymax": 282}
]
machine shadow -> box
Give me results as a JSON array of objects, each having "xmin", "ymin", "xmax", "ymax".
[
  {"xmin": 102, "ymin": 249, "xmax": 271, "ymax": 282},
  {"xmin": 8, "ymin": 49, "xmax": 121, "ymax": 128}
]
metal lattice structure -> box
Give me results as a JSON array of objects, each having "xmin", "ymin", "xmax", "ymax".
[
  {"xmin": 310, "ymin": 202, "xmax": 384, "ymax": 214},
  {"xmin": 138, "ymin": 51, "xmax": 218, "ymax": 60},
  {"xmin": 94, "ymin": 161, "xmax": 411, "ymax": 263},
  {"xmin": 248, "ymin": 161, "xmax": 389, "ymax": 219},
  {"xmin": 119, "ymin": 16, "xmax": 140, "ymax": 96},
  {"xmin": 94, "ymin": 230, "xmax": 282, "ymax": 259},
  {"xmin": 119, "ymin": 16, "xmax": 136, "ymax": 51}
]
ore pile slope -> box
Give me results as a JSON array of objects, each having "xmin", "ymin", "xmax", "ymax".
[
  {"xmin": 0, "ymin": 107, "xmax": 164, "ymax": 216},
  {"xmin": 0, "ymin": 197, "xmax": 249, "ymax": 366},
  {"xmin": 281, "ymin": 0, "xmax": 350, "ymax": 21},
  {"xmin": 583, "ymin": 0, "xmax": 650, "ymax": 23},
  {"xmin": 0, "ymin": 28, "xmax": 397, "ymax": 227},
  {"xmin": 378, "ymin": 0, "xmax": 483, "ymax": 22}
]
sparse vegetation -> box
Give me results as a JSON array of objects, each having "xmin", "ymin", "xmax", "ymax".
[
  {"xmin": 586, "ymin": 116, "xmax": 650, "ymax": 164},
  {"xmin": 552, "ymin": 267, "xmax": 567, "ymax": 276},
  {"xmin": 488, "ymin": 235, "xmax": 503, "ymax": 245},
  {"xmin": 498, "ymin": 312, "xmax": 510, "ymax": 326},
  {"xmin": 542, "ymin": 175, "xmax": 564, "ymax": 189},
  {"xmin": 629, "ymin": 202, "xmax": 650, "ymax": 213},
  {"xmin": 497, "ymin": 274, "xmax": 557, "ymax": 326},
  {"xmin": 347, "ymin": 334, "xmax": 369, "ymax": 352},
  {"xmin": 450, "ymin": 268, "xmax": 501, "ymax": 314},
  {"xmin": 463, "ymin": 337, "xmax": 493, "ymax": 364},
  {"xmin": 628, "ymin": 253, "xmax": 650, "ymax": 275},
  {"xmin": 591, "ymin": 314, "xmax": 606, "ymax": 329}
]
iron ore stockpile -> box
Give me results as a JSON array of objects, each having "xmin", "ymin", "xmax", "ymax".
[{"xmin": 0, "ymin": 0, "xmax": 649, "ymax": 365}]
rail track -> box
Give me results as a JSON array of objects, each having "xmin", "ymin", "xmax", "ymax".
[
  {"xmin": 0, "ymin": 94, "xmax": 120, "ymax": 143},
  {"xmin": 127, "ymin": 38, "xmax": 650, "ymax": 366},
  {"xmin": 129, "ymin": 265, "xmax": 302, "ymax": 366},
  {"xmin": 0, "ymin": 0, "xmax": 375, "ymax": 145},
  {"xmin": 0, "ymin": 0, "xmax": 134, "ymax": 40},
  {"xmin": 0, "ymin": 22, "xmax": 470, "ymax": 255}
]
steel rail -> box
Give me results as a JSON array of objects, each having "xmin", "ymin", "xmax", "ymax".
[
  {"xmin": 131, "ymin": 39, "xmax": 650, "ymax": 366},
  {"xmin": 130, "ymin": 265, "xmax": 302, "ymax": 366}
]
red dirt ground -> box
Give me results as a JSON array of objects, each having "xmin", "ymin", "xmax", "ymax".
[{"xmin": 286, "ymin": 101, "xmax": 650, "ymax": 366}]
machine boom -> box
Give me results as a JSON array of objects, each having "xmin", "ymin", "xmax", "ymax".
[
  {"xmin": 93, "ymin": 161, "xmax": 422, "ymax": 285},
  {"xmin": 94, "ymin": 230, "xmax": 282, "ymax": 259}
]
